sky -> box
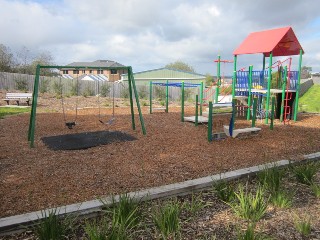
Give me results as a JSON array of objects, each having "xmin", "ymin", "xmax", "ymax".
[{"xmin": 1, "ymin": 0, "xmax": 320, "ymax": 75}]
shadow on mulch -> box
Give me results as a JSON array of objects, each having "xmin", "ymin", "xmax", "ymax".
[{"xmin": 42, "ymin": 130, "xmax": 137, "ymax": 150}]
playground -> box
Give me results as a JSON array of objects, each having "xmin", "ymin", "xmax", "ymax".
[{"xmin": 0, "ymin": 94, "xmax": 320, "ymax": 217}]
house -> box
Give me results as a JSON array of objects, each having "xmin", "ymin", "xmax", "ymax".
[
  {"xmin": 121, "ymin": 68, "xmax": 206, "ymax": 85},
  {"xmin": 59, "ymin": 60, "xmax": 127, "ymax": 81}
]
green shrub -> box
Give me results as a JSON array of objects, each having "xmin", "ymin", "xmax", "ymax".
[
  {"xmin": 15, "ymin": 77, "xmax": 28, "ymax": 92},
  {"xmin": 292, "ymin": 163, "xmax": 319, "ymax": 185},
  {"xmin": 100, "ymin": 84, "xmax": 111, "ymax": 97},
  {"xmin": 257, "ymin": 166, "xmax": 285, "ymax": 193},
  {"xmin": 152, "ymin": 200, "xmax": 181, "ymax": 239},
  {"xmin": 34, "ymin": 209, "xmax": 72, "ymax": 240},
  {"xmin": 82, "ymin": 85, "xmax": 94, "ymax": 97},
  {"xmin": 229, "ymin": 185, "xmax": 268, "ymax": 224},
  {"xmin": 70, "ymin": 81, "xmax": 80, "ymax": 96},
  {"xmin": 85, "ymin": 219, "xmax": 108, "ymax": 240},
  {"xmin": 213, "ymin": 180, "xmax": 235, "ymax": 202},
  {"xmin": 294, "ymin": 215, "xmax": 311, "ymax": 236},
  {"xmin": 52, "ymin": 81, "xmax": 63, "ymax": 98},
  {"xmin": 270, "ymin": 189, "xmax": 292, "ymax": 208},
  {"xmin": 40, "ymin": 78, "xmax": 50, "ymax": 93},
  {"xmin": 310, "ymin": 183, "xmax": 320, "ymax": 198}
]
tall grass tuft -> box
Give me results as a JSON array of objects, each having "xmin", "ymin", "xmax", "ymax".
[
  {"xmin": 34, "ymin": 209, "xmax": 70, "ymax": 240},
  {"xmin": 310, "ymin": 183, "xmax": 320, "ymax": 198},
  {"xmin": 101, "ymin": 194, "xmax": 141, "ymax": 239},
  {"xmin": 294, "ymin": 215, "xmax": 312, "ymax": 237},
  {"xmin": 292, "ymin": 163, "xmax": 319, "ymax": 185},
  {"xmin": 213, "ymin": 180, "xmax": 235, "ymax": 202},
  {"xmin": 85, "ymin": 219, "xmax": 108, "ymax": 240},
  {"xmin": 229, "ymin": 185, "xmax": 268, "ymax": 224},
  {"xmin": 152, "ymin": 200, "xmax": 181, "ymax": 239},
  {"xmin": 257, "ymin": 165, "xmax": 285, "ymax": 193},
  {"xmin": 270, "ymin": 189, "xmax": 292, "ymax": 209},
  {"xmin": 182, "ymin": 193, "xmax": 207, "ymax": 217}
]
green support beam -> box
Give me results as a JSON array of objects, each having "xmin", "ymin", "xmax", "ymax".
[
  {"xmin": 294, "ymin": 49, "xmax": 303, "ymax": 121},
  {"xmin": 28, "ymin": 65, "xmax": 41, "ymax": 147},
  {"xmin": 149, "ymin": 81, "xmax": 152, "ymax": 114},
  {"xmin": 127, "ymin": 67, "xmax": 136, "ymax": 130},
  {"xmin": 232, "ymin": 55, "xmax": 237, "ymax": 98},
  {"xmin": 280, "ymin": 66, "xmax": 287, "ymax": 122},
  {"xmin": 215, "ymin": 55, "xmax": 221, "ymax": 103},
  {"xmin": 247, "ymin": 65, "xmax": 253, "ymax": 120},
  {"xmin": 181, "ymin": 81, "xmax": 185, "ymax": 122},
  {"xmin": 265, "ymin": 52, "xmax": 273, "ymax": 124},
  {"xmin": 208, "ymin": 101, "xmax": 213, "ymax": 142},
  {"xmin": 165, "ymin": 80, "xmax": 169, "ymax": 113},
  {"xmin": 195, "ymin": 94, "xmax": 198, "ymax": 126},
  {"xmin": 270, "ymin": 96, "xmax": 275, "ymax": 130},
  {"xmin": 200, "ymin": 81, "xmax": 203, "ymax": 116},
  {"xmin": 252, "ymin": 98, "xmax": 257, "ymax": 127},
  {"xmin": 129, "ymin": 67, "xmax": 146, "ymax": 135}
]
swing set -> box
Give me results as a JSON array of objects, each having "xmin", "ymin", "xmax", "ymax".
[{"xmin": 28, "ymin": 64, "xmax": 146, "ymax": 148}]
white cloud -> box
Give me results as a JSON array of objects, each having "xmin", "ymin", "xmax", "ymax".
[{"xmin": 0, "ymin": 0, "xmax": 319, "ymax": 74}]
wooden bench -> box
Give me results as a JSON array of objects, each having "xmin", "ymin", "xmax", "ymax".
[
  {"xmin": 3, "ymin": 93, "xmax": 33, "ymax": 106},
  {"xmin": 223, "ymin": 125, "xmax": 261, "ymax": 138}
]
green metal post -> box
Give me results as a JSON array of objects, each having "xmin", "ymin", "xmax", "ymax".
[
  {"xmin": 262, "ymin": 54, "xmax": 266, "ymax": 71},
  {"xmin": 247, "ymin": 65, "xmax": 253, "ymax": 120},
  {"xmin": 270, "ymin": 96, "xmax": 275, "ymax": 130},
  {"xmin": 200, "ymin": 81, "xmax": 203, "ymax": 116},
  {"xmin": 280, "ymin": 66, "xmax": 287, "ymax": 122},
  {"xmin": 208, "ymin": 101, "xmax": 213, "ymax": 142},
  {"xmin": 149, "ymin": 81, "xmax": 152, "ymax": 114},
  {"xmin": 294, "ymin": 49, "xmax": 303, "ymax": 121},
  {"xmin": 232, "ymin": 55, "xmax": 237, "ymax": 98},
  {"xmin": 252, "ymin": 98, "xmax": 257, "ymax": 127},
  {"xmin": 195, "ymin": 94, "xmax": 198, "ymax": 126},
  {"xmin": 215, "ymin": 55, "xmax": 221, "ymax": 103},
  {"xmin": 181, "ymin": 81, "xmax": 185, "ymax": 122},
  {"xmin": 28, "ymin": 65, "xmax": 41, "ymax": 147},
  {"xmin": 165, "ymin": 80, "xmax": 169, "ymax": 113},
  {"xmin": 128, "ymin": 67, "xmax": 136, "ymax": 130},
  {"xmin": 129, "ymin": 67, "xmax": 146, "ymax": 135},
  {"xmin": 265, "ymin": 52, "xmax": 273, "ymax": 124}
]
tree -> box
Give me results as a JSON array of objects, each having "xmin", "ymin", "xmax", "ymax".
[
  {"xmin": 165, "ymin": 61, "xmax": 195, "ymax": 73},
  {"xmin": 31, "ymin": 51, "xmax": 55, "ymax": 76},
  {"xmin": 301, "ymin": 66, "xmax": 312, "ymax": 79},
  {"xmin": 16, "ymin": 46, "xmax": 33, "ymax": 74},
  {"xmin": 205, "ymin": 73, "xmax": 214, "ymax": 86},
  {"xmin": 0, "ymin": 44, "xmax": 14, "ymax": 72}
]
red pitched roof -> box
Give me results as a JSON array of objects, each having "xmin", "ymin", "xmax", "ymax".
[{"xmin": 233, "ymin": 27, "xmax": 304, "ymax": 57}]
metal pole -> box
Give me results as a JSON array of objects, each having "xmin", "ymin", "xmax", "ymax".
[
  {"xmin": 280, "ymin": 66, "xmax": 287, "ymax": 122},
  {"xmin": 293, "ymin": 49, "xmax": 303, "ymax": 121},
  {"xmin": 28, "ymin": 65, "xmax": 41, "ymax": 148},
  {"xmin": 129, "ymin": 67, "xmax": 146, "ymax": 135},
  {"xmin": 149, "ymin": 81, "xmax": 152, "ymax": 114},
  {"xmin": 195, "ymin": 94, "xmax": 198, "ymax": 126},
  {"xmin": 265, "ymin": 52, "xmax": 273, "ymax": 124},
  {"xmin": 128, "ymin": 67, "xmax": 136, "ymax": 130},
  {"xmin": 165, "ymin": 80, "xmax": 169, "ymax": 113},
  {"xmin": 247, "ymin": 65, "xmax": 253, "ymax": 120},
  {"xmin": 208, "ymin": 101, "xmax": 213, "ymax": 142},
  {"xmin": 181, "ymin": 81, "xmax": 185, "ymax": 122},
  {"xmin": 252, "ymin": 98, "xmax": 257, "ymax": 127},
  {"xmin": 270, "ymin": 96, "xmax": 275, "ymax": 130},
  {"xmin": 200, "ymin": 81, "xmax": 203, "ymax": 116},
  {"xmin": 232, "ymin": 55, "xmax": 237, "ymax": 98},
  {"xmin": 215, "ymin": 55, "xmax": 221, "ymax": 103}
]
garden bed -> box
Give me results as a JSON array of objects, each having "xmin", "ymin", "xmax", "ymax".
[{"xmin": 0, "ymin": 95, "xmax": 320, "ymax": 220}]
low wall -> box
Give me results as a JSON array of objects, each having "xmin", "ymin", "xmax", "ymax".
[{"xmin": 299, "ymin": 78, "xmax": 313, "ymax": 96}]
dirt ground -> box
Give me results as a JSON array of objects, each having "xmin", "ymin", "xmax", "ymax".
[{"xmin": 0, "ymin": 94, "xmax": 320, "ymax": 218}]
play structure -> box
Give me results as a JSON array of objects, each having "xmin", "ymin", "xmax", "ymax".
[
  {"xmin": 149, "ymin": 80, "xmax": 202, "ymax": 115},
  {"xmin": 28, "ymin": 64, "xmax": 146, "ymax": 148},
  {"xmin": 185, "ymin": 26, "xmax": 304, "ymax": 140}
]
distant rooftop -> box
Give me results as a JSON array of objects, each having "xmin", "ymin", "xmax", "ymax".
[{"xmin": 65, "ymin": 60, "xmax": 125, "ymax": 68}]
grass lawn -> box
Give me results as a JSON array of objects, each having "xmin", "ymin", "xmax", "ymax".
[
  {"xmin": 0, "ymin": 107, "xmax": 30, "ymax": 119},
  {"xmin": 299, "ymin": 84, "xmax": 320, "ymax": 113}
]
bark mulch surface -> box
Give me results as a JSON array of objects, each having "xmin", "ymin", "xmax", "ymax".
[{"xmin": 0, "ymin": 95, "xmax": 320, "ymax": 218}]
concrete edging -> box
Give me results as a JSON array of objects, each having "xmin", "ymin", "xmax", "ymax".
[{"xmin": 0, "ymin": 152, "xmax": 319, "ymax": 236}]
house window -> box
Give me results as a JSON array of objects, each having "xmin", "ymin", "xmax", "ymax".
[
  {"xmin": 82, "ymin": 70, "xmax": 85, "ymax": 74},
  {"xmin": 62, "ymin": 70, "xmax": 68, "ymax": 74},
  {"xmin": 111, "ymin": 69, "xmax": 117, "ymax": 74},
  {"xmin": 89, "ymin": 70, "xmax": 93, "ymax": 74},
  {"xmin": 73, "ymin": 70, "xmax": 79, "ymax": 74},
  {"xmin": 97, "ymin": 70, "xmax": 103, "ymax": 74}
]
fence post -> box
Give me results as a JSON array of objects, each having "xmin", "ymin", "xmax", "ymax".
[
  {"xmin": 181, "ymin": 81, "xmax": 184, "ymax": 122},
  {"xmin": 195, "ymin": 94, "xmax": 198, "ymax": 126},
  {"xmin": 149, "ymin": 81, "xmax": 152, "ymax": 114}
]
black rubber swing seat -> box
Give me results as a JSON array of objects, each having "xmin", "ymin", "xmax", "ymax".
[{"xmin": 66, "ymin": 122, "xmax": 76, "ymax": 129}]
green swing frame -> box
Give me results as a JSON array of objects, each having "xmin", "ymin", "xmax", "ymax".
[{"xmin": 27, "ymin": 64, "xmax": 146, "ymax": 148}]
